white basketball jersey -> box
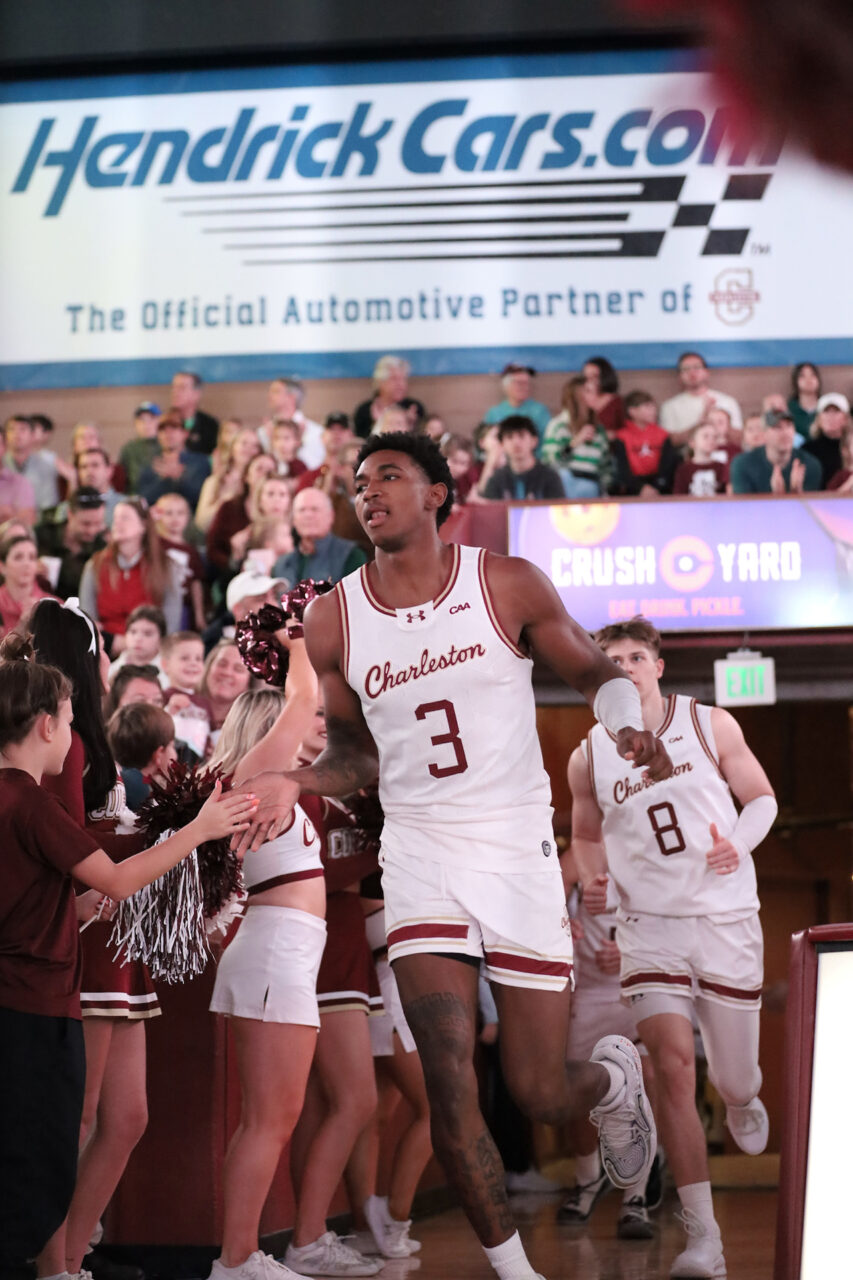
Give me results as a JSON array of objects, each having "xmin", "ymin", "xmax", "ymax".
[
  {"xmin": 586, "ymin": 694, "xmax": 759, "ymax": 918},
  {"xmin": 338, "ymin": 543, "xmax": 554, "ymax": 871}
]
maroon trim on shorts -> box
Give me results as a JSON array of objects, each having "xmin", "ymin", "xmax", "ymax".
[
  {"xmin": 485, "ymin": 950, "xmax": 572, "ymax": 978},
  {"xmin": 247, "ymin": 868, "xmax": 324, "ymax": 895},
  {"xmin": 621, "ymin": 970, "xmax": 692, "ymax": 991},
  {"xmin": 698, "ymin": 977, "xmax": 762, "ymax": 1002},
  {"xmin": 387, "ymin": 921, "xmax": 469, "ymax": 948}
]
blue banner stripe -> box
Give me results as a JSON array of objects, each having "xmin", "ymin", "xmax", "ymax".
[
  {"xmin": 2, "ymin": 337, "xmax": 851, "ymax": 392},
  {"xmin": 0, "ymin": 50, "xmax": 705, "ymax": 106}
]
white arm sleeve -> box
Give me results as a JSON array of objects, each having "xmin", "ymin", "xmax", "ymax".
[
  {"xmin": 730, "ymin": 794, "xmax": 777, "ymax": 858},
  {"xmin": 593, "ymin": 677, "xmax": 644, "ymax": 735}
]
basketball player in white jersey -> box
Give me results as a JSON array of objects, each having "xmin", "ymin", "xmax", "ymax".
[
  {"xmin": 236, "ymin": 433, "xmax": 672, "ymax": 1280},
  {"xmin": 569, "ymin": 617, "xmax": 777, "ymax": 1280}
]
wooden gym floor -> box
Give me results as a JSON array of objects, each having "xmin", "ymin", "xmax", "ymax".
[{"xmin": 367, "ymin": 1187, "xmax": 776, "ymax": 1279}]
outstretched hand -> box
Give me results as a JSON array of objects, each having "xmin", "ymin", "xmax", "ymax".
[
  {"xmin": 616, "ymin": 727, "xmax": 673, "ymax": 781},
  {"xmin": 229, "ymin": 771, "xmax": 301, "ymax": 858},
  {"xmin": 706, "ymin": 822, "xmax": 740, "ymax": 875}
]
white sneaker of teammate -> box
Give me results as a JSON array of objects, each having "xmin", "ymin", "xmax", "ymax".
[
  {"xmin": 725, "ymin": 1097, "xmax": 769, "ymax": 1155},
  {"xmin": 284, "ymin": 1232, "xmax": 382, "ymax": 1276},
  {"xmin": 670, "ymin": 1209, "xmax": 726, "ymax": 1278},
  {"xmin": 209, "ymin": 1252, "xmax": 302, "ymax": 1280},
  {"xmin": 589, "ymin": 1035, "xmax": 656, "ymax": 1188},
  {"xmin": 363, "ymin": 1194, "xmax": 419, "ymax": 1257}
]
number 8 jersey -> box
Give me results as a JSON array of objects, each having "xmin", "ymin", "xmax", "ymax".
[
  {"xmin": 336, "ymin": 543, "xmax": 554, "ymax": 872},
  {"xmin": 584, "ymin": 694, "xmax": 759, "ymax": 918}
]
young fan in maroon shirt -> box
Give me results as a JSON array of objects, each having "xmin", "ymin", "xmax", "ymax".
[{"xmin": 0, "ymin": 633, "xmax": 257, "ymax": 1280}]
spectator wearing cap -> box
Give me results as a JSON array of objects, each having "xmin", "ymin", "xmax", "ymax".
[
  {"xmin": 201, "ymin": 569, "xmax": 291, "ymax": 651},
  {"xmin": 265, "ymin": 376, "xmax": 325, "ymax": 468},
  {"xmin": 0, "ymin": 450, "xmax": 35, "ymax": 526},
  {"xmin": 136, "ymin": 410, "xmax": 211, "ymax": 510},
  {"xmin": 273, "ymin": 488, "xmax": 367, "ymax": 585},
  {"xmin": 802, "ymin": 392, "xmax": 850, "ymax": 486},
  {"xmin": 170, "ymin": 370, "xmax": 219, "ymax": 454},
  {"xmin": 119, "ymin": 401, "xmax": 162, "ymax": 492},
  {"xmin": 2, "ymin": 414, "xmax": 60, "ymax": 514},
  {"xmin": 75, "ymin": 448, "xmax": 122, "ymax": 526},
  {"xmin": 35, "ymin": 487, "xmax": 107, "ymax": 599},
  {"xmin": 730, "ymin": 407, "xmax": 822, "ymax": 494},
  {"xmin": 483, "ymin": 363, "xmax": 552, "ymax": 445},
  {"xmin": 659, "ymin": 351, "xmax": 743, "ymax": 446},
  {"xmin": 482, "ymin": 416, "xmax": 565, "ymax": 501},
  {"xmin": 353, "ymin": 355, "xmax": 425, "ymax": 439}
]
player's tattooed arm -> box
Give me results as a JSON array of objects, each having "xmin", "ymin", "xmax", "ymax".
[
  {"xmin": 287, "ymin": 591, "xmax": 379, "ymax": 796},
  {"xmin": 286, "ymin": 712, "xmax": 379, "ymax": 796}
]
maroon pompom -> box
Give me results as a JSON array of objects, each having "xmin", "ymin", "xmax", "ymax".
[
  {"xmin": 281, "ymin": 579, "xmax": 334, "ymax": 638},
  {"xmin": 235, "ymin": 604, "xmax": 288, "ymax": 686},
  {"xmin": 236, "ymin": 579, "xmax": 334, "ymax": 678},
  {"xmin": 136, "ymin": 761, "xmax": 243, "ymax": 918}
]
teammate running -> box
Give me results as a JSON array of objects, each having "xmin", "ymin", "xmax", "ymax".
[{"xmin": 570, "ymin": 617, "xmax": 776, "ymax": 1280}]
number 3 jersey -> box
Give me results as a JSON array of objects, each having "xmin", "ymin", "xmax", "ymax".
[
  {"xmin": 584, "ymin": 694, "xmax": 759, "ymax": 919},
  {"xmin": 336, "ymin": 543, "xmax": 554, "ymax": 872}
]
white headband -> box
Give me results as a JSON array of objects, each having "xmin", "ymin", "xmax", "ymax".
[{"xmin": 62, "ymin": 597, "xmax": 97, "ymax": 655}]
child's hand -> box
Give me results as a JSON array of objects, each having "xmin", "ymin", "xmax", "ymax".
[
  {"xmin": 75, "ymin": 888, "xmax": 115, "ymax": 923},
  {"xmin": 165, "ymin": 693, "xmax": 191, "ymax": 715},
  {"xmin": 195, "ymin": 779, "xmax": 258, "ymax": 843}
]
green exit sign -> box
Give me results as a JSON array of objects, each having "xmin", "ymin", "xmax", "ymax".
[{"xmin": 714, "ymin": 653, "xmax": 776, "ymax": 706}]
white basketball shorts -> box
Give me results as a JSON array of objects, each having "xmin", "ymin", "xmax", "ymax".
[
  {"xmin": 381, "ymin": 849, "xmax": 573, "ymax": 992},
  {"xmin": 617, "ymin": 911, "xmax": 763, "ymax": 1012}
]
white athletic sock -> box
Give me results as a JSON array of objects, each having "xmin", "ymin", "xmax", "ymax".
[
  {"xmin": 678, "ymin": 1181, "xmax": 719, "ymax": 1235},
  {"xmin": 483, "ymin": 1230, "xmax": 538, "ymax": 1279},
  {"xmin": 595, "ymin": 1059, "xmax": 626, "ymax": 1110},
  {"xmin": 38, "ymin": 1273, "xmax": 73, "ymax": 1280},
  {"xmin": 575, "ymin": 1150, "xmax": 602, "ymax": 1185}
]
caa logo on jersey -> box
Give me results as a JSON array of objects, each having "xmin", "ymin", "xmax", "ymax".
[
  {"xmin": 542, "ymin": 840, "xmax": 552, "ymax": 857},
  {"xmin": 449, "ymin": 602, "xmax": 471, "ymax": 614}
]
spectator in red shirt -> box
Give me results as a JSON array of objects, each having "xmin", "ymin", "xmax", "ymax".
[
  {"xmin": 78, "ymin": 497, "xmax": 182, "ymax": 651},
  {"xmin": 611, "ymin": 391, "xmax": 679, "ymax": 497}
]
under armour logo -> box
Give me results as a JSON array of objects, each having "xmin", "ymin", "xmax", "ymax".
[
  {"xmin": 668, "ymin": 735, "xmax": 683, "ymax": 743},
  {"xmin": 407, "ymin": 610, "xmax": 427, "ymax": 623}
]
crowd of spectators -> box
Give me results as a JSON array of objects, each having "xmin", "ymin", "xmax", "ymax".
[{"xmin": 1, "ymin": 354, "xmax": 849, "ymax": 654}]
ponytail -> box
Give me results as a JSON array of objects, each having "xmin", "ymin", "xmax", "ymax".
[{"xmin": 0, "ymin": 631, "xmax": 71, "ymax": 752}]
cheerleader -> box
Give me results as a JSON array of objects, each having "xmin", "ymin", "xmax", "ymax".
[{"xmin": 205, "ymin": 637, "xmax": 322, "ymax": 1280}]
